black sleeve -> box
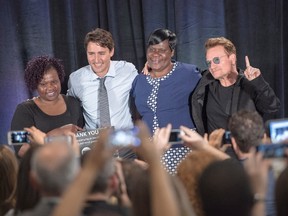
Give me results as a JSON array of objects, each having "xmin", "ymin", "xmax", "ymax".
[
  {"xmin": 77, "ymin": 106, "xmax": 85, "ymax": 128},
  {"xmin": 242, "ymin": 75, "xmax": 280, "ymax": 114},
  {"xmin": 11, "ymin": 102, "xmax": 35, "ymax": 130},
  {"xmin": 66, "ymin": 95, "xmax": 85, "ymax": 128},
  {"xmin": 129, "ymin": 79, "xmax": 142, "ymax": 124}
]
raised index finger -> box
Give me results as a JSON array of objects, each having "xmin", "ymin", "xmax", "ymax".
[{"xmin": 245, "ymin": 55, "xmax": 251, "ymax": 68}]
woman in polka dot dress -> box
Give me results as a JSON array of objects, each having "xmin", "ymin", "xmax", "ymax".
[{"xmin": 131, "ymin": 28, "xmax": 201, "ymax": 174}]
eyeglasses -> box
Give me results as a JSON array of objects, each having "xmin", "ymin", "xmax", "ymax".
[{"xmin": 206, "ymin": 55, "xmax": 227, "ymax": 68}]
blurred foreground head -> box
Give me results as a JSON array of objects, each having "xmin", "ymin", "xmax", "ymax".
[
  {"xmin": 275, "ymin": 165, "xmax": 288, "ymax": 216},
  {"xmin": 31, "ymin": 141, "xmax": 79, "ymax": 196},
  {"xmin": 177, "ymin": 150, "xmax": 222, "ymax": 216},
  {"xmin": 199, "ymin": 159, "xmax": 254, "ymax": 216},
  {"xmin": 0, "ymin": 146, "xmax": 18, "ymax": 215}
]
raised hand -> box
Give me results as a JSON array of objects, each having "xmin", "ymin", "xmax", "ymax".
[
  {"xmin": 135, "ymin": 121, "xmax": 158, "ymax": 163},
  {"xmin": 24, "ymin": 126, "xmax": 46, "ymax": 145},
  {"xmin": 244, "ymin": 56, "xmax": 261, "ymax": 81},
  {"xmin": 208, "ymin": 128, "xmax": 227, "ymax": 151},
  {"xmin": 179, "ymin": 126, "xmax": 208, "ymax": 150},
  {"xmin": 180, "ymin": 126, "xmax": 230, "ymax": 159},
  {"xmin": 141, "ymin": 61, "xmax": 151, "ymax": 75},
  {"xmin": 153, "ymin": 123, "xmax": 172, "ymax": 153}
]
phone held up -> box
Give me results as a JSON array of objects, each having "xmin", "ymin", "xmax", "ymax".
[
  {"xmin": 255, "ymin": 118, "xmax": 288, "ymax": 158},
  {"xmin": 109, "ymin": 127, "xmax": 141, "ymax": 149},
  {"xmin": 169, "ymin": 129, "xmax": 185, "ymax": 144},
  {"xmin": 222, "ymin": 131, "xmax": 232, "ymax": 145},
  {"xmin": 7, "ymin": 130, "xmax": 29, "ymax": 145},
  {"xmin": 256, "ymin": 143, "xmax": 288, "ymax": 158},
  {"xmin": 266, "ymin": 118, "xmax": 288, "ymax": 143}
]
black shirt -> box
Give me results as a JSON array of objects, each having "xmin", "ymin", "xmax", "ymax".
[
  {"xmin": 11, "ymin": 94, "xmax": 83, "ymax": 133},
  {"xmin": 206, "ymin": 81, "xmax": 234, "ymax": 134}
]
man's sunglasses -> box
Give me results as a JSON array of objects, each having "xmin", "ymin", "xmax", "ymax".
[{"xmin": 206, "ymin": 55, "xmax": 227, "ymax": 68}]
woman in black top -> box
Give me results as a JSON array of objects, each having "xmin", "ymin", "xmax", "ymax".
[{"xmin": 11, "ymin": 56, "xmax": 84, "ymax": 155}]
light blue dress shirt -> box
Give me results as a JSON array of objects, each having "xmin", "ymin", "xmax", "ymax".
[{"xmin": 67, "ymin": 60, "xmax": 138, "ymax": 130}]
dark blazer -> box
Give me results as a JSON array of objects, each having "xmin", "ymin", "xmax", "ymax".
[{"xmin": 191, "ymin": 69, "xmax": 280, "ymax": 135}]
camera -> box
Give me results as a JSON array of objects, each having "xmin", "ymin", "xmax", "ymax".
[
  {"xmin": 7, "ymin": 131, "xmax": 29, "ymax": 145},
  {"xmin": 169, "ymin": 129, "xmax": 184, "ymax": 144},
  {"xmin": 256, "ymin": 143, "xmax": 288, "ymax": 158},
  {"xmin": 222, "ymin": 131, "xmax": 232, "ymax": 144},
  {"xmin": 266, "ymin": 118, "xmax": 288, "ymax": 143},
  {"xmin": 109, "ymin": 127, "xmax": 140, "ymax": 148}
]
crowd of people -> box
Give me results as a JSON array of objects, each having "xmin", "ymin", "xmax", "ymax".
[{"xmin": 1, "ymin": 27, "xmax": 286, "ymax": 216}]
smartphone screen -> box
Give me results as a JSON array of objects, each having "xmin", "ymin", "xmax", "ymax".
[
  {"xmin": 169, "ymin": 129, "xmax": 184, "ymax": 144},
  {"xmin": 256, "ymin": 143, "xmax": 288, "ymax": 158},
  {"xmin": 222, "ymin": 131, "xmax": 232, "ymax": 144},
  {"xmin": 109, "ymin": 127, "xmax": 141, "ymax": 148},
  {"xmin": 267, "ymin": 118, "xmax": 288, "ymax": 143},
  {"xmin": 7, "ymin": 131, "xmax": 29, "ymax": 145}
]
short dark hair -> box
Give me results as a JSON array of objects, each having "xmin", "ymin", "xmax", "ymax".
[
  {"xmin": 199, "ymin": 159, "xmax": 254, "ymax": 216},
  {"xmin": 24, "ymin": 56, "xmax": 65, "ymax": 92},
  {"xmin": 84, "ymin": 28, "xmax": 114, "ymax": 51},
  {"xmin": 228, "ymin": 110, "xmax": 265, "ymax": 153},
  {"xmin": 147, "ymin": 28, "xmax": 177, "ymax": 51}
]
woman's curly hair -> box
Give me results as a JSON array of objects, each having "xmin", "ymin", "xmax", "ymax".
[{"xmin": 24, "ymin": 56, "xmax": 65, "ymax": 92}]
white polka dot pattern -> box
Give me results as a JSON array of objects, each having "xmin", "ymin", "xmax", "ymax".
[
  {"xmin": 146, "ymin": 62, "xmax": 178, "ymax": 133},
  {"xmin": 146, "ymin": 62, "xmax": 190, "ymax": 175},
  {"xmin": 161, "ymin": 146, "xmax": 191, "ymax": 175}
]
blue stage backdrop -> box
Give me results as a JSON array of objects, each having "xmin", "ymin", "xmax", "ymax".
[{"xmin": 0, "ymin": 0, "xmax": 287, "ymax": 144}]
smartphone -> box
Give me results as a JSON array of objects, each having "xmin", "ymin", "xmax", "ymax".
[
  {"xmin": 7, "ymin": 130, "xmax": 29, "ymax": 145},
  {"xmin": 256, "ymin": 143, "xmax": 288, "ymax": 158},
  {"xmin": 109, "ymin": 127, "xmax": 140, "ymax": 148},
  {"xmin": 169, "ymin": 129, "xmax": 184, "ymax": 144},
  {"xmin": 222, "ymin": 131, "xmax": 232, "ymax": 144},
  {"xmin": 266, "ymin": 118, "xmax": 288, "ymax": 143},
  {"xmin": 44, "ymin": 135, "xmax": 73, "ymax": 145}
]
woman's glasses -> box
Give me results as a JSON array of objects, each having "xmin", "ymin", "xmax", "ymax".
[{"xmin": 206, "ymin": 55, "xmax": 227, "ymax": 68}]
